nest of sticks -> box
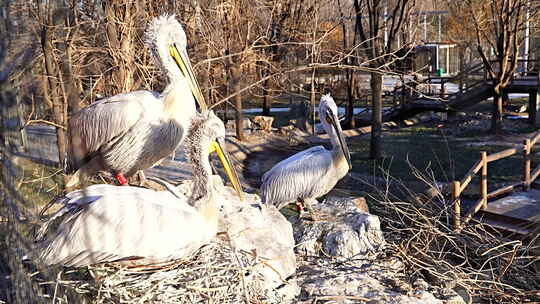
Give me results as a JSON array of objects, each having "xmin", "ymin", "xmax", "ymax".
[{"xmin": 39, "ymin": 237, "xmax": 283, "ymax": 303}]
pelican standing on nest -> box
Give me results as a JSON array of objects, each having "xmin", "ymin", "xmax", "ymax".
[
  {"xmin": 67, "ymin": 15, "xmax": 206, "ymax": 187},
  {"xmin": 260, "ymin": 94, "xmax": 352, "ymax": 212},
  {"xmin": 38, "ymin": 111, "xmax": 242, "ymax": 267}
]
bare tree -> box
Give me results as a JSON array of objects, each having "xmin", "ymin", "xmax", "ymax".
[
  {"xmin": 338, "ymin": 0, "xmax": 358, "ymax": 129},
  {"xmin": 38, "ymin": 0, "xmax": 68, "ymax": 168},
  {"xmin": 462, "ymin": 0, "xmax": 538, "ymax": 133},
  {"xmin": 353, "ymin": 0, "xmax": 416, "ymax": 159}
]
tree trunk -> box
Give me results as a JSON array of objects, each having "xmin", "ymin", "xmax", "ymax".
[
  {"xmin": 60, "ymin": 6, "xmax": 81, "ymax": 114},
  {"xmin": 370, "ymin": 72, "xmax": 383, "ymax": 159},
  {"xmin": 231, "ymin": 66, "xmax": 244, "ymax": 141},
  {"xmin": 346, "ymin": 71, "xmax": 356, "ymax": 129},
  {"xmin": 262, "ymin": 76, "xmax": 271, "ymax": 116},
  {"xmin": 104, "ymin": 2, "xmax": 136, "ymax": 93},
  {"xmin": 491, "ymin": 90, "xmax": 503, "ymax": 134},
  {"xmin": 310, "ymin": 67, "xmax": 316, "ymax": 135},
  {"xmin": 42, "ymin": 7, "xmax": 67, "ymax": 169}
]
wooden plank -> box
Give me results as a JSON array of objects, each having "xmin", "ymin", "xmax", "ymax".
[
  {"xmin": 452, "ymin": 181, "xmax": 461, "ymax": 230},
  {"xmin": 524, "ymin": 139, "xmax": 531, "ymax": 191},
  {"xmin": 481, "ymin": 152, "xmax": 488, "ymax": 209},
  {"xmin": 481, "ymin": 217, "xmax": 532, "ymax": 235},
  {"xmin": 487, "ymin": 182, "xmax": 524, "ymax": 199},
  {"xmin": 531, "ymin": 131, "xmax": 540, "ymax": 147},
  {"xmin": 486, "ymin": 148, "xmax": 517, "ymax": 162},
  {"xmin": 459, "ymin": 158, "xmax": 483, "ymax": 192},
  {"xmin": 531, "ymin": 165, "xmax": 540, "ymax": 184},
  {"xmin": 484, "ymin": 189, "xmax": 540, "ymax": 222},
  {"xmin": 462, "ymin": 197, "xmax": 486, "ymax": 226}
]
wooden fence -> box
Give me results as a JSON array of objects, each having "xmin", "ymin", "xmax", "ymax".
[{"xmin": 452, "ymin": 130, "xmax": 540, "ymax": 230}]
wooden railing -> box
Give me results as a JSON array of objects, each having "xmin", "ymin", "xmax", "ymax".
[
  {"xmin": 452, "ymin": 130, "xmax": 540, "ymax": 230},
  {"xmin": 392, "ymin": 58, "xmax": 538, "ymax": 105}
]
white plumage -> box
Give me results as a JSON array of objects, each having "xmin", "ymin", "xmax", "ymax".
[
  {"xmin": 38, "ymin": 186, "xmax": 207, "ymax": 266},
  {"xmin": 38, "ymin": 111, "xmax": 242, "ymax": 267},
  {"xmin": 261, "ymin": 94, "xmax": 352, "ymax": 210},
  {"xmin": 67, "ymin": 15, "xmax": 205, "ymax": 186}
]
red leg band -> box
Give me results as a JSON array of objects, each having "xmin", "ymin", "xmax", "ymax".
[{"xmin": 115, "ymin": 173, "xmax": 128, "ymax": 185}]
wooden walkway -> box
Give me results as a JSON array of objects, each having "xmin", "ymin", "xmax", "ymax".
[
  {"xmin": 451, "ymin": 129, "xmax": 540, "ymax": 234},
  {"xmin": 388, "ymin": 59, "xmax": 540, "ymax": 124},
  {"xmin": 484, "ymin": 190, "xmax": 540, "ymax": 223}
]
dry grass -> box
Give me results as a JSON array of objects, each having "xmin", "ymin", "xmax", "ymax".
[
  {"xmin": 2, "ymin": 148, "xmax": 540, "ymax": 303},
  {"xmin": 0, "ymin": 151, "xmax": 285, "ymax": 303},
  {"xmin": 37, "ymin": 239, "xmax": 283, "ymax": 304},
  {"xmin": 365, "ymin": 165, "xmax": 540, "ymax": 303}
]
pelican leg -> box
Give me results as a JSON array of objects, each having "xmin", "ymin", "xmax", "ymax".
[
  {"xmin": 136, "ymin": 170, "xmax": 147, "ymax": 186},
  {"xmin": 303, "ymin": 198, "xmax": 318, "ymax": 214},
  {"xmin": 115, "ymin": 173, "xmax": 129, "ymax": 186},
  {"xmin": 295, "ymin": 199, "xmax": 305, "ymax": 213},
  {"xmin": 299, "ymin": 198, "xmax": 320, "ymax": 220}
]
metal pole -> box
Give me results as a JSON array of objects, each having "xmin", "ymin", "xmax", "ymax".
[{"xmin": 524, "ymin": 0, "xmax": 530, "ymax": 72}]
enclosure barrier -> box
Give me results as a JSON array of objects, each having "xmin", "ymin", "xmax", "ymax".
[
  {"xmin": 452, "ymin": 130, "xmax": 540, "ymax": 230},
  {"xmin": 392, "ymin": 59, "xmax": 538, "ymax": 107}
]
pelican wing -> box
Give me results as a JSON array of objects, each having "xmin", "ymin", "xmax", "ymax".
[
  {"xmin": 261, "ymin": 146, "xmax": 332, "ymax": 208},
  {"xmin": 68, "ymin": 90, "xmax": 162, "ymax": 171},
  {"xmin": 39, "ymin": 185, "xmax": 213, "ymax": 267}
]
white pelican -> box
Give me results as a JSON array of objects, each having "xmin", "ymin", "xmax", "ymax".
[
  {"xmin": 67, "ymin": 15, "xmax": 205, "ymax": 187},
  {"xmin": 37, "ymin": 111, "xmax": 242, "ymax": 267},
  {"xmin": 260, "ymin": 94, "xmax": 352, "ymax": 212}
]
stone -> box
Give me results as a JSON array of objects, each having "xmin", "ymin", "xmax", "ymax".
[
  {"xmin": 352, "ymin": 197, "xmax": 370, "ymax": 213},
  {"xmin": 290, "ymin": 196, "xmax": 385, "ymax": 258},
  {"xmin": 226, "ymin": 117, "xmax": 252, "ymax": 130},
  {"xmin": 403, "ymin": 119, "xmax": 415, "ymax": 126},
  {"xmin": 289, "ymin": 100, "xmax": 311, "ymax": 132},
  {"xmin": 279, "ymin": 125, "xmax": 295, "ymax": 136},
  {"xmin": 252, "ymin": 115, "xmax": 274, "ymax": 132},
  {"xmin": 295, "ymin": 257, "xmax": 443, "ymax": 304},
  {"xmin": 177, "ymin": 176, "xmax": 298, "ymax": 300}
]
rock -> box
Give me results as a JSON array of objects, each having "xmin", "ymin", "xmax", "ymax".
[
  {"xmin": 290, "ymin": 100, "xmax": 311, "ymax": 132},
  {"xmin": 295, "ymin": 257, "xmax": 443, "ymax": 304},
  {"xmin": 505, "ymin": 104, "xmax": 527, "ymax": 113},
  {"xmin": 290, "ymin": 196, "xmax": 385, "ymax": 258},
  {"xmin": 177, "ymin": 176, "xmax": 298, "ymax": 300},
  {"xmin": 352, "ymin": 197, "xmax": 370, "ymax": 213},
  {"xmin": 403, "ymin": 119, "xmax": 415, "ymax": 126},
  {"xmin": 252, "ymin": 115, "xmax": 274, "ymax": 132},
  {"xmin": 279, "ymin": 125, "xmax": 295, "ymax": 136},
  {"xmin": 226, "ymin": 117, "xmax": 252, "ymax": 130},
  {"xmin": 412, "ymin": 278, "xmax": 430, "ymax": 290},
  {"xmin": 452, "ymin": 286, "xmax": 472, "ymax": 304}
]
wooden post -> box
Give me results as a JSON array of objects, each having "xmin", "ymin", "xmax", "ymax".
[
  {"xmin": 524, "ymin": 139, "xmax": 531, "ymax": 191},
  {"xmin": 440, "ymin": 79, "xmax": 446, "ymax": 99},
  {"xmin": 452, "ymin": 181, "xmax": 461, "ymax": 230},
  {"xmin": 529, "ymin": 89, "xmax": 539, "ymax": 125},
  {"xmin": 480, "ymin": 151, "xmax": 488, "ymax": 209},
  {"xmin": 459, "ymin": 74, "xmax": 463, "ymax": 95}
]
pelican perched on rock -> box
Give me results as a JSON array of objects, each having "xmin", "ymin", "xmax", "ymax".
[
  {"xmin": 261, "ymin": 94, "xmax": 352, "ymax": 212},
  {"xmin": 37, "ymin": 111, "xmax": 242, "ymax": 267},
  {"xmin": 67, "ymin": 15, "xmax": 205, "ymax": 187}
]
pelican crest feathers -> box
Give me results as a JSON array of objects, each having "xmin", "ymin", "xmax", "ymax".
[
  {"xmin": 186, "ymin": 111, "xmax": 224, "ymax": 201},
  {"xmin": 145, "ymin": 14, "xmax": 187, "ymax": 78}
]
